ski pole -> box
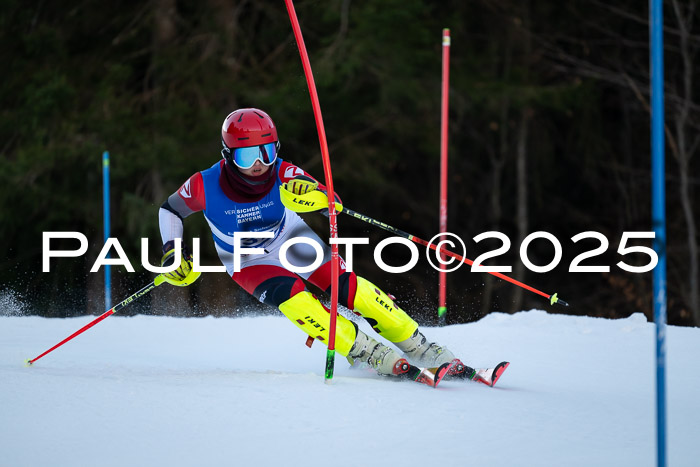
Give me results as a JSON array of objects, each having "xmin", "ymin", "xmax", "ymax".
[
  {"xmin": 25, "ymin": 275, "xmax": 167, "ymax": 366},
  {"xmin": 279, "ymin": 188, "xmax": 570, "ymax": 307},
  {"xmin": 340, "ymin": 207, "xmax": 569, "ymax": 307}
]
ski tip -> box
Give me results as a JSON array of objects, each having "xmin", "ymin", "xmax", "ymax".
[
  {"xmin": 406, "ymin": 362, "xmax": 452, "ymax": 388},
  {"xmin": 490, "ymin": 361, "xmax": 510, "ymax": 387},
  {"xmin": 24, "ymin": 359, "xmax": 33, "ymax": 367},
  {"xmin": 432, "ymin": 361, "xmax": 454, "ymax": 388}
]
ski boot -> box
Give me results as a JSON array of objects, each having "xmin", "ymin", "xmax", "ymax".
[
  {"xmin": 348, "ymin": 329, "xmax": 409, "ymax": 376},
  {"xmin": 395, "ymin": 329, "xmax": 456, "ymax": 368}
]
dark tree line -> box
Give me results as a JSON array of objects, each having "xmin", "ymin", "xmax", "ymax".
[{"xmin": 0, "ymin": 0, "xmax": 698, "ymax": 326}]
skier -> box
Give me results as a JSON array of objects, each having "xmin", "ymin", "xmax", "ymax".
[{"xmin": 157, "ymin": 108, "xmax": 496, "ymax": 384}]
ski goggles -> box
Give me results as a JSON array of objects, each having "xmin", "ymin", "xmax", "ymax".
[{"xmin": 230, "ymin": 142, "xmax": 279, "ymax": 169}]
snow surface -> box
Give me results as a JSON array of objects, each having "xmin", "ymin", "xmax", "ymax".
[{"xmin": 1, "ymin": 310, "xmax": 699, "ymax": 467}]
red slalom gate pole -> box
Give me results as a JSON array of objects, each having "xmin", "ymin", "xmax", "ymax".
[
  {"xmin": 284, "ymin": 0, "xmax": 340, "ymax": 383},
  {"xmin": 438, "ymin": 28, "xmax": 450, "ymax": 326},
  {"xmin": 26, "ymin": 278, "xmax": 164, "ymax": 366}
]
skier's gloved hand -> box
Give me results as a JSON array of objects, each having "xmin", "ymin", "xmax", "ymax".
[
  {"xmin": 279, "ymin": 175, "xmax": 344, "ymax": 214},
  {"xmin": 282, "ymin": 175, "xmax": 318, "ymax": 195},
  {"xmin": 160, "ymin": 240, "xmax": 194, "ymax": 286}
]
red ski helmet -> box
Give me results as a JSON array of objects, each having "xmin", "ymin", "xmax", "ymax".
[
  {"xmin": 221, "ymin": 108, "xmax": 279, "ymax": 168},
  {"xmin": 221, "ymin": 108, "xmax": 278, "ymax": 149}
]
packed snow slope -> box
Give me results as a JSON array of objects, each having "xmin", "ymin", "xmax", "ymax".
[{"xmin": 1, "ymin": 310, "xmax": 699, "ymax": 467}]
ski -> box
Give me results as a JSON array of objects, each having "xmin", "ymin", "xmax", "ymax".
[
  {"xmin": 347, "ymin": 358, "xmax": 453, "ymax": 388},
  {"xmin": 397, "ymin": 360, "xmax": 453, "ymax": 388},
  {"xmin": 446, "ymin": 360, "xmax": 510, "ymax": 387}
]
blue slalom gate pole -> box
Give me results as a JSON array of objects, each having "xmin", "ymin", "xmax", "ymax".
[
  {"xmin": 103, "ymin": 151, "xmax": 112, "ymax": 310},
  {"xmin": 650, "ymin": 1, "xmax": 666, "ymax": 466}
]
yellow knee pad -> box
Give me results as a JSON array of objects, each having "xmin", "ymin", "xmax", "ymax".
[
  {"xmin": 352, "ymin": 277, "xmax": 418, "ymax": 343},
  {"xmin": 278, "ymin": 291, "xmax": 357, "ymax": 356}
]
